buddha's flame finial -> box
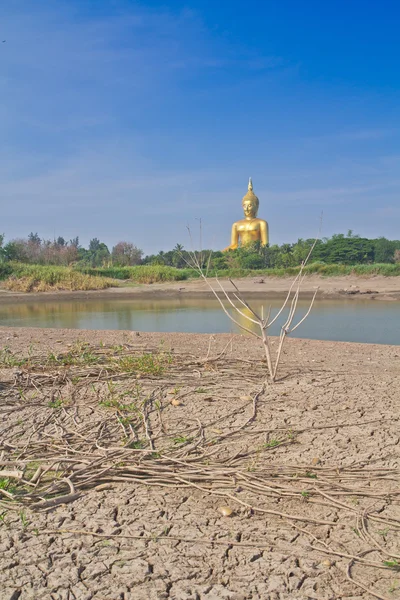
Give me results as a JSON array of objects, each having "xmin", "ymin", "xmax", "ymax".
[{"xmin": 248, "ymin": 177, "xmax": 253, "ymax": 191}]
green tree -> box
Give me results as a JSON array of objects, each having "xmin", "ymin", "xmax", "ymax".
[
  {"xmin": 0, "ymin": 233, "xmax": 4, "ymax": 262},
  {"xmin": 86, "ymin": 238, "xmax": 110, "ymax": 267},
  {"xmin": 28, "ymin": 232, "xmax": 41, "ymax": 245},
  {"xmin": 373, "ymin": 237, "xmax": 399, "ymax": 263},
  {"xmin": 111, "ymin": 242, "xmax": 143, "ymax": 266},
  {"xmin": 89, "ymin": 238, "xmax": 101, "ymax": 253},
  {"xmin": 172, "ymin": 243, "xmax": 186, "ymax": 268}
]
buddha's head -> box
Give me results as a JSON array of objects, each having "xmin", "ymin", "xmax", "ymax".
[{"xmin": 242, "ymin": 177, "xmax": 259, "ymax": 218}]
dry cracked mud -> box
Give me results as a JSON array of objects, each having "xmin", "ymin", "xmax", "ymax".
[{"xmin": 0, "ymin": 326, "xmax": 399, "ymax": 600}]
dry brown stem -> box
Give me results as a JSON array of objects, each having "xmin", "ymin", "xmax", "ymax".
[{"xmin": 183, "ymin": 226, "xmax": 321, "ymax": 382}]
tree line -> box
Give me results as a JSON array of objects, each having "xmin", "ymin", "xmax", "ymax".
[
  {"xmin": 1, "ymin": 231, "xmax": 400, "ymax": 269},
  {"xmin": 0, "ymin": 234, "xmax": 143, "ymax": 267}
]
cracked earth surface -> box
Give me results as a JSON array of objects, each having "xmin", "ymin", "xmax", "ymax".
[{"xmin": 0, "ymin": 327, "xmax": 399, "ymax": 600}]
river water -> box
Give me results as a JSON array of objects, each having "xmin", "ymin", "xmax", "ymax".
[{"xmin": 0, "ymin": 297, "xmax": 399, "ymax": 345}]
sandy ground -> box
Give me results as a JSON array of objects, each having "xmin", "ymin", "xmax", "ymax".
[
  {"xmin": 0, "ymin": 327, "xmax": 400, "ymax": 600},
  {"xmin": 0, "ymin": 274, "xmax": 400, "ymax": 304}
]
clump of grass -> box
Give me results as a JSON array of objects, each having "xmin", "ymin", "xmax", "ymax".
[
  {"xmin": 383, "ymin": 559, "xmax": 400, "ymax": 571},
  {"xmin": 125, "ymin": 439, "xmax": 146, "ymax": 449},
  {"xmin": 263, "ymin": 439, "xmax": 281, "ymax": 449},
  {"xmin": 0, "ymin": 347, "xmax": 28, "ymax": 367},
  {"xmin": 100, "ymin": 397, "xmax": 137, "ymax": 411},
  {"xmin": 0, "ymin": 478, "xmax": 16, "ymax": 494},
  {"xmin": 99, "ymin": 380, "xmax": 141, "ymax": 414},
  {"xmin": 113, "ymin": 352, "xmax": 172, "ymax": 376},
  {"xmin": 3, "ymin": 264, "xmax": 115, "ymax": 292},
  {"xmin": 47, "ymin": 398, "xmax": 63, "ymax": 409},
  {"xmin": 47, "ymin": 341, "xmax": 100, "ymax": 366},
  {"xmin": 173, "ymin": 435, "xmax": 193, "ymax": 445}
]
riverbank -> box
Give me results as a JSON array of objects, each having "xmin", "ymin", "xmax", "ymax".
[
  {"xmin": 1, "ymin": 273, "xmax": 400, "ymax": 303},
  {"xmin": 1, "ymin": 326, "xmax": 399, "ymax": 599}
]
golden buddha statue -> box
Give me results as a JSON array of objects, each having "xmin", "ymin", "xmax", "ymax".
[{"xmin": 224, "ymin": 178, "xmax": 269, "ymax": 251}]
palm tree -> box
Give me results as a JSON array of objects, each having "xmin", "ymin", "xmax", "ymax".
[{"xmin": 173, "ymin": 244, "xmax": 185, "ymax": 268}]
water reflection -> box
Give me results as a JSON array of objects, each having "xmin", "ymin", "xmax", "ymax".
[{"xmin": 0, "ymin": 297, "xmax": 399, "ymax": 345}]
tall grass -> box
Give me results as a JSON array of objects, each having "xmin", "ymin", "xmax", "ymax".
[
  {"xmin": 1, "ymin": 261, "xmax": 399, "ymax": 294},
  {"xmin": 2, "ymin": 263, "xmax": 115, "ymax": 292},
  {"xmin": 77, "ymin": 265, "xmax": 193, "ymax": 283},
  {"xmin": 208, "ymin": 263, "xmax": 400, "ymax": 278}
]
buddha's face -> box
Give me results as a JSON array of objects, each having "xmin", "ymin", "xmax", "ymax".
[{"xmin": 243, "ymin": 199, "xmax": 258, "ymax": 218}]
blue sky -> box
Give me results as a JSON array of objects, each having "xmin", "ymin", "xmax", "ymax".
[{"xmin": 1, "ymin": 0, "xmax": 400, "ymax": 253}]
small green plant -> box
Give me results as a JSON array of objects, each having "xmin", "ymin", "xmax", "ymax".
[
  {"xmin": 0, "ymin": 510, "xmax": 8, "ymax": 524},
  {"xmin": 286, "ymin": 429, "xmax": 295, "ymax": 441},
  {"xmin": 100, "ymin": 398, "xmax": 136, "ymax": 411},
  {"xmin": 19, "ymin": 510, "xmax": 29, "ymax": 529},
  {"xmin": 0, "ymin": 347, "xmax": 27, "ymax": 367},
  {"xmin": 99, "ymin": 381, "xmax": 139, "ymax": 412},
  {"xmin": 48, "ymin": 398, "xmax": 63, "ymax": 409},
  {"xmin": 384, "ymin": 560, "xmax": 400, "ymax": 571},
  {"xmin": 125, "ymin": 439, "xmax": 146, "ymax": 449},
  {"xmin": 351, "ymin": 527, "xmax": 361, "ymax": 538},
  {"xmin": 378, "ymin": 528, "xmax": 390, "ymax": 538},
  {"xmin": 263, "ymin": 439, "xmax": 281, "ymax": 449},
  {"xmin": 112, "ymin": 344, "xmax": 125, "ymax": 353},
  {"xmin": 194, "ymin": 387, "xmax": 209, "ymax": 394},
  {"xmin": 305, "ymin": 471, "xmax": 318, "ymax": 479},
  {"xmin": 17, "ymin": 388, "xmax": 27, "ymax": 401},
  {"xmin": 148, "ymin": 452, "xmax": 161, "ymax": 459},
  {"xmin": 47, "ymin": 342, "xmax": 100, "ymax": 367},
  {"xmin": 301, "ymin": 490, "xmax": 310, "ymax": 500},
  {"xmin": 173, "ymin": 435, "xmax": 192, "ymax": 445},
  {"xmin": 389, "ymin": 580, "xmax": 399, "ymax": 593},
  {"xmin": 0, "ymin": 477, "xmax": 14, "ymax": 492}
]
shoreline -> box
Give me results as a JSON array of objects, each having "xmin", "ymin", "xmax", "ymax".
[
  {"xmin": 1, "ymin": 324, "xmax": 399, "ymax": 352},
  {"xmin": 0, "ymin": 273, "xmax": 400, "ymax": 303}
]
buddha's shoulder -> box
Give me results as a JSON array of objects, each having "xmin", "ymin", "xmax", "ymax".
[
  {"xmin": 235, "ymin": 217, "xmax": 268, "ymax": 224},
  {"xmin": 233, "ymin": 217, "xmax": 268, "ymax": 226},
  {"xmin": 255, "ymin": 218, "xmax": 268, "ymax": 226}
]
